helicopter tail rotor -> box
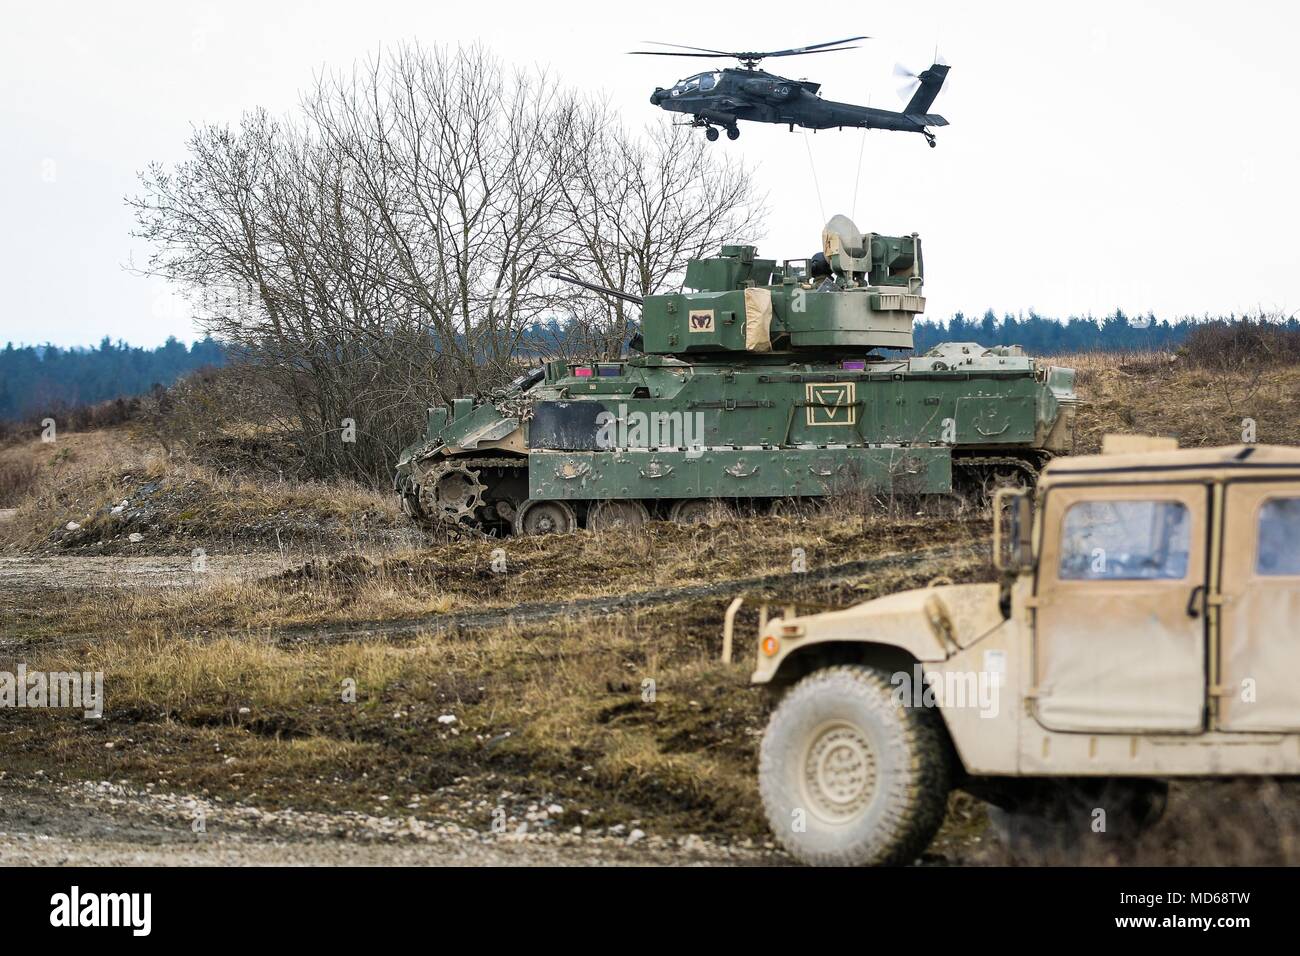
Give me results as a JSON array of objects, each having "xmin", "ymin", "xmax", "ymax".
[
  {"xmin": 894, "ymin": 61, "xmax": 950, "ymax": 116},
  {"xmin": 893, "ymin": 62, "xmax": 923, "ymax": 102}
]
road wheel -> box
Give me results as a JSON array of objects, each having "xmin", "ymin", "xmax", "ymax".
[
  {"xmin": 669, "ymin": 498, "xmax": 728, "ymax": 525},
  {"xmin": 981, "ymin": 466, "xmax": 1029, "ymax": 500},
  {"xmin": 759, "ymin": 665, "xmax": 952, "ymax": 866},
  {"xmin": 586, "ymin": 500, "xmax": 650, "ymax": 532},
  {"xmin": 955, "ymin": 459, "xmax": 1036, "ymax": 509},
  {"xmin": 513, "ymin": 499, "xmax": 577, "ymax": 536}
]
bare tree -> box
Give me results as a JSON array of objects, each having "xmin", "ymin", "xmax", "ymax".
[
  {"xmin": 130, "ymin": 42, "xmax": 764, "ymax": 484},
  {"xmin": 549, "ymin": 119, "xmax": 766, "ymax": 357}
]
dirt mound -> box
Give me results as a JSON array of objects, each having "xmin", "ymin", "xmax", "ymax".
[
  {"xmin": 43, "ymin": 467, "xmax": 404, "ymax": 554},
  {"xmin": 0, "ymin": 427, "xmax": 409, "ymax": 556}
]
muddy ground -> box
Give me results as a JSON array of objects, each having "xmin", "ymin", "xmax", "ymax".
[
  {"xmin": 0, "ymin": 525, "xmax": 1001, "ymax": 866},
  {"xmin": 6, "ymin": 544, "xmax": 1299, "ymax": 867},
  {"xmin": 5, "ymin": 355, "xmax": 1300, "ymax": 866}
]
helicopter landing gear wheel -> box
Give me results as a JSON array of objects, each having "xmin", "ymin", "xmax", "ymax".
[
  {"xmin": 705, "ymin": 126, "xmax": 720, "ymax": 142},
  {"xmin": 726, "ymin": 127, "xmax": 740, "ymax": 141},
  {"xmin": 513, "ymin": 499, "xmax": 578, "ymax": 536},
  {"xmin": 586, "ymin": 500, "xmax": 650, "ymax": 532},
  {"xmin": 924, "ymin": 132, "xmax": 937, "ymax": 148}
]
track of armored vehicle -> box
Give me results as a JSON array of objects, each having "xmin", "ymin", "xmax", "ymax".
[{"xmin": 395, "ymin": 215, "xmax": 1079, "ymax": 535}]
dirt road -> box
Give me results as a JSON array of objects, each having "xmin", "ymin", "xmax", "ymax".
[
  {"xmin": 0, "ymin": 776, "xmax": 780, "ymax": 867},
  {"xmin": 0, "ymin": 553, "xmax": 290, "ymax": 593}
]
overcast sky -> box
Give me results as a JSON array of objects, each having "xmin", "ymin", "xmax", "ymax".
[{"xmin": 2, "ymin": 0, "xmax": 1298, "ymax": 348}]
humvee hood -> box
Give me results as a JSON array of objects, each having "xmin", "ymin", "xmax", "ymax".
[
  {"xmin": 754, "ymin": 582, "xmax": 1006, "ymax": 682},
  {"xmin": 804, "ymin": 582, "xmax": 1004, "ymax": 652}
]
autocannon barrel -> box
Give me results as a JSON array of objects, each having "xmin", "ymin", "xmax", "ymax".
[{"xmin": 549, "ymin": 272, "xmax": 644, "ymax": 307}]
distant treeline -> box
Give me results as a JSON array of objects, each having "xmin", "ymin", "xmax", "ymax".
[
  {"xmin": 909, "ymin": 310, "xmax": 1300, "ymax": 355},
  {"xmin": 0, "ymin": 337, "xmax": 225, "ymax": 422},
  {"xmin": 2, "ymin": 313, "xmax": 1295, "ymax": 423}
]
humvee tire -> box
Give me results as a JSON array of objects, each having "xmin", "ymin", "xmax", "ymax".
[{"xmin": 759, "ymin": 665, "xmax": 951, "ymax": 866}]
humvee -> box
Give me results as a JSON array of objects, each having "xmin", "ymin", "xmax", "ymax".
[{"xmin": 744, "ymin": 438, "xmax": 1300, "ymax": 865}]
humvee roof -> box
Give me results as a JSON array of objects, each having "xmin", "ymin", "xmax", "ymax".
[{"xmin": 1041, "ymin": 443, "xmax": 1300, "ymax": 483}]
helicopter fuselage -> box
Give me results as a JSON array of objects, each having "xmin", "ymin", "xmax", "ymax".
[{"xmin": 649, "ymin": 66, "xmax": 946, "ymax": 142}]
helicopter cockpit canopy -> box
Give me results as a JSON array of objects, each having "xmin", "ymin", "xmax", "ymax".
[{"xmin": 672, "ymin": 72, "xmax": 721, "ymax": 95}]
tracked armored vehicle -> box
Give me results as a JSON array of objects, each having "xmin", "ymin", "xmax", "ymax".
[{"xmin": 394, "ymin": 215, "xmax": 1079, "ymax": 534}]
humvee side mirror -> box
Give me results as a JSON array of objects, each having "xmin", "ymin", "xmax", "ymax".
[{"xmin": 992, "ymin": 487, "xmax": 1035, "ymax": 573}]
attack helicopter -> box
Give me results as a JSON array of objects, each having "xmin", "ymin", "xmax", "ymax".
[{"xmin": 633, "ymin": 36, "xmax": 950, "ymax": 146}]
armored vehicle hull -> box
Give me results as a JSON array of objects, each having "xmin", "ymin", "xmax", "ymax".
[
  {"xmin": 394, "ymin": 344, "xmax": 1078, "ymax": 534},
  {"xmin": 394, "ymin": 215, "xmax": 1079, "ymax": 533}
]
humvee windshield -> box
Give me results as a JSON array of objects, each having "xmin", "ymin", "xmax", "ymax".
[{"xmin": 1058, "ymin": 499, "xmax": 1191, "ymax": 580}]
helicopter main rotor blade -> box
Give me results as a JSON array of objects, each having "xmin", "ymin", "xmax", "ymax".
[
  {"xmin": 638, "ymin": 40, "xmax": 738, "ymax": 55},
  {"xmin": 631, "ymin": 36, "xmax": 869, "ymax": 63},
  {"xmin": 759, "ymin": 45, "xmax": 864, "ymax": 59},
  {"xmin": 630, "ymin": 46, "xmax": 863, "ymax": 60},
  {"xmin": 754, "ymin": 35, "xmax": 870, "ymax": 57},
  {"xmin": 629, "ymin": 51, "xmax": 738, "ymax": 58}
]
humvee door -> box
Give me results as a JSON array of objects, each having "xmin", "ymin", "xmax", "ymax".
[
  {"xmin": 1030, "ymin": 483, "xmax": 1209, "ymax": 734},
  {"xmin": 1216, "ymin": 483, "xmax": 1300, "ymax": 731}
]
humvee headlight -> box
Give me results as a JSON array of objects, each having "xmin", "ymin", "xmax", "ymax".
[{"xmin": 761, "ymin": 635, "xmax": 781, "ymax": 657}]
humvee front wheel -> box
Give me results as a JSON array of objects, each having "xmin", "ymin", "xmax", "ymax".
[{"xmin": 759, "ymin": 665, "xmax": 951, "ymax": 866}]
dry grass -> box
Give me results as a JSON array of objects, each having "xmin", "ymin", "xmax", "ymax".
[
  {"xmin": 8, "ymin": 509, "xmax": 987, "ymax": 640},
  {"xmin": 0, "ymin": 426, "xmax": 405, "ymax": 554},
  {"xmin": 2, "ymin": 543, "xmax": 981, "ymax": 840},
  {"xmin": 1045, "ymin": 350, "xmax": 1300, "ymax": 453},
  {"xmin": 7, "ymin": 354, "xmax": 1300, "ymax": 853},
  {"xmin": 0, "ymin": 458, "xmax": 39, "ymax": 507}
]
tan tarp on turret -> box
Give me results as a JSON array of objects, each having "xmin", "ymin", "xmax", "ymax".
[{"xmin": 744, "ymin": 287, "xmax": 773, "ymax": 352}]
